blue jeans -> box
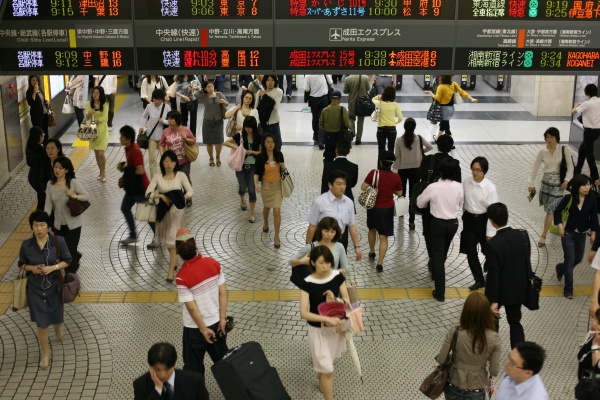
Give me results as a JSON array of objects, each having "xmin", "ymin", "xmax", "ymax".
[
  {"xmin": 182, "ymin": 324, "xmax": 228, "ymax": 377},
  {"xmin": 444, "ymin": 384, "xmax": 485, "ymax": 400},
  {"xmin": 236, "ymin": 165, "xmax": 256, "ymax": 202},
  {"xmin": 262, "ymin": 123, "xmax": 282, "ymax": 149},
  {"xmin": 121, "ymin": 193, "xmax": 147, "ymax": 239},
  {"xmin": 558, "ymin": 232, "xmax": 586, "ymax": 296}
]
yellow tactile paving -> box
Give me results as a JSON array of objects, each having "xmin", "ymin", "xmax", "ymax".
[
  {"xmin": 381, "ymin": 288, "xmax": 409, "ymax": 299},
  {"xmin": 357, "ymin": 288, "xmax": 383, "ymax": 300},
  {"xmin": 0, "ymin": 282, "xmax": 13, "ymax": 293},
  {"xmin": 407, "ymin": 288, "xmax": 434, "ymax": 299},
  {"xmin": 279, "ymin": 290, "xmax": 301, "ymax": 301},
  {"xmin": 0, "ymin": 304, "xmax": 10, "ymax": 314},
  {"xmin": 253, "ymin": 290, "xmax": 279, "ymax": 301},
  {"xmin": 150, "ymin": 292, "xmax": 177, "ymax": 303},
  {"xmin": 0, "ymin": 293, "xmax": 13, "ymax": 303},
  {"xmin": 228, "ymin": 290, "xmax": 253, "ymax": 302},
  {"xmin": 444, "ymin": 288, "xmax": 461, "ymax": 299},
  {"xmin": 73, "ymin": 292, "xmax": 102, "ymax": 303},
  {"xmin": 124, "ymin": 292, "xmax": 152, "ymax": 303},
  {"xmin": 578, "ymin": 285, "xmax": 593, "ymax": 296},
  {"xmin": 98, "ymin": 292, "xmax": 126, "ymax": 303}
]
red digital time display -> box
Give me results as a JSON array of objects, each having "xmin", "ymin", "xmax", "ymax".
[
  {"xmin": 133, "ymin": 0, "xmax": 273, "ymax": 19},
  {"xmin": 3, "ymin": 0, "xmax": 132, "ymax": 19}
]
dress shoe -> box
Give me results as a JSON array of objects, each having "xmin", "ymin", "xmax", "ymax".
[
  {"xmin": 432, "ymin": 290, "xmax": 445, "ymax": 302},
  {"xmin": 355, "ymin": 140, "xmax": 361, "ymax": 145},
  {"xmin": 146, "ymin": 241, "xmax": 161, "ymax": 249},
  {"xmin": 468, "ymin": 281, "xmax": 486, "ymax": 291},
  {"xmin": 409, "ymin": 223, "xmax": 415, "ymax": 230},
  {"xmin": 368, "ymin": 252, "xmax": 376, "ymax": 260},
  {"xmin": 318, "ymin": 145, "xmax": 325, "ymax": 150},
  {"xmin": 376, "ymin": 264, "xmax": 383, "ymax": 273},
  {"xmin": 120, "ymin": 237, "xmax": 138, "ymax": 245},
  {"xmin": 556, "ymin": 263, "xmax": 564, "ymax": 281}
]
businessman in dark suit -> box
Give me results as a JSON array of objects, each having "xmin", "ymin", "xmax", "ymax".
[
  {"xmin": 134, "ymin": 342, "xmax": 210, "ymax": 400},
  {"xmin": 484, "ymin": 202, "xmax": 531, "ymax": 349},
  {"xmin": 321, "ymin": 140, "xmax": 359, "ymax": 203}
]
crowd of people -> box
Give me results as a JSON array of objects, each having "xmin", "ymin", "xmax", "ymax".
[{"xmin": 18, "ymin": 74, "xmax": 600, "ymax": 399}]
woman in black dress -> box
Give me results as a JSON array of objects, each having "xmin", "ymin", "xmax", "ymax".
[
  {"xmin": 18, "ymin": 211, "xmax": 72, "ymax": 369},
  {"xmin": 26, "ymin": 75, "xmax": 49, "ymax": 134},
  {"xmin": 26, "ymin": 127, "xmax": 46, "ymax": 210}
]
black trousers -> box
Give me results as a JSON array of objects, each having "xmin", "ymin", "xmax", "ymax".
[
  {"xmin": 105, "ymin": 93, "xmax": 115, "ymax": 127},
  {"xmin": 310, "ymin": 96, "xmax": 329, "ymax": 142},
  {"xmin": 462, "ymin": 211, "xmax": 488, "ymax": 284},
  {"xmin": 495, "ymin": 303, "xmax": 525, "ymax": 349},
  {"xmin": 575, "ymin": 127, "xmax": 600, "ymax": 181},
  {"xmin": 398, "ymin": 168, "xmax": 418, "ymax": 224},
  {"xmin": 430, "ymin": 217, "xmax": 459, "ymax": 298},
  {"xmin": 57, "ymin": 225, "xmax": 81, "ymax": 274}
]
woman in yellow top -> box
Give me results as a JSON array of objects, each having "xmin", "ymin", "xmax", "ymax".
[
  {"xmin": 372, "ymin": 86, "xmax": 403, "ymax": 157},
  {"xmin": 425, "ymin": 75, "xmax": 478, "ymax": 142},
  {"xmin": 85, "ymin": 86, "xmax": 109, "ymax": 181}
]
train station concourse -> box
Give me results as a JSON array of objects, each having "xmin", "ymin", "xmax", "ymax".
[{"xmin": 0, "ymin": 72, "xmax": 597, "ymax": 399}]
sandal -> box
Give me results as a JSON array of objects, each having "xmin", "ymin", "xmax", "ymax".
[
  {"xmin": 537, "ymin": 235, "xmax": 546, "ymax": 247},
  {"xmin": 240, "ymin": 202, "xmax": 248, "ymax": 211},
  {"xmin": 209, "ymin": 158, "xmax": 215, "ymax": 167},
  {"xmin": 216, "ymin": 158, "xmax": 221, "ymax": 167}
]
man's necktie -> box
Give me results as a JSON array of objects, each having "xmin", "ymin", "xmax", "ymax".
[{"xmin": 163, "ymin": 381, "xmax": 174, "ymax": 400}]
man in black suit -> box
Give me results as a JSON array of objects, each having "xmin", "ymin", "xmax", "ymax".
[
  {"xmin": 321, "ymin": 140, "xmax": 359, "ymax": 202},
  {"xmin": 133, "ymin": 342, "xmax": 210, "ymax": 400},
  {"xmin": 484, "ymin": 202, "xmax": 531, "ymax": 349}
]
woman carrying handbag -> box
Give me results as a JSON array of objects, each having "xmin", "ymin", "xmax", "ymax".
[
  {"xmin": 224, "ymin": 116, "xmax": 262, "ymax": 223},
  {"xmin": 85, "ymin": 86, "xmax": 109, "ymax": 182}
]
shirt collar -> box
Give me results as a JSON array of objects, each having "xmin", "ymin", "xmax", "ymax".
[
  {"xmin": 333, "ymin": 156, "xmax": 347, "ymax": 160},
  {"xmin": 505, "ymin": 374, "xmax": 541, "ymax": 397},
  {"xmin": 326, "ymin": 191, "xmax": 346, "ymax": 203},
  {"xmin": 496, "ymin": 225, "xmax": 510, "ymax": 232},
  {"xmin": 168, "ymin": 370, "xmax": 175, "ymax": 388}
]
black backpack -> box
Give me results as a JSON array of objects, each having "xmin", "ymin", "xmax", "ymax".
[{"xmin": 410, "ymin": 155, "xmax": 436, "ymax": 216}]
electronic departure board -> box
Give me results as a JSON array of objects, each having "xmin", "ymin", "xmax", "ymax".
[
  {"xmin": 1, "ymin": 0, "xmax": 600, "ymax": 73},
  {"xmin": 277, "ymin": 0, "xmax": 456, "ymax": 20},
  {"xmin": 0, "ymin": 0, "xmax": 135, "ymax": 73},
  {"xmin": 458, "ymin": 0, "xmax": 600, "ymax": 20},
  {"xmin": 134, "ymin": 0, "xmax": 272, "ymax": 19}
]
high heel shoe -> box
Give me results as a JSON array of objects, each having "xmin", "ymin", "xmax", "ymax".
[
  {"xmin": 274, "ymin": 242, "xmax": 281, "ymax": 249},
  {"xmin": 39, "ymin": 352, "xmax": 51, "ymax": 369},
  {"xmin": 240, "ymin": 203, "xmax": 248, "ymax": 211},
  {"xmin": 262, "ymin": 227, "xmax": 269, "ymax": 233}
]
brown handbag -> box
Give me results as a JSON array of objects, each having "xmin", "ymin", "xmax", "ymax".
[
  {"xmin": 54, "ymin": 236, "xmax": 80, "ymax": 303},
  {"xmin": 419, "ymin": 326, "xmax": 459, "ymax": 399}
]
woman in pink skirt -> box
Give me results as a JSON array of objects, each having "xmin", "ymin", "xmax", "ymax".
[{"xmin": 299, "ymin": 245, "xmax": 350, "ymax": 400}]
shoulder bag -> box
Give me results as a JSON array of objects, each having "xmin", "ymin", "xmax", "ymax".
[
  {"xmin": 219, "ymin": 93, "xmax": 228, "ymax": 119},
  {"xmin": 371, "ymin": 100, "xmax": 381, "ymax": 122},
  {"xmin": 427, "ymin": 100, "xmax": 442, "ymax": 124},
  {"xmin": 183, "ymin": 129, "xmax": 200, "ymax": 162},
  {"xmin": 452, "ymin": 82, "xmax": 464, "ymax": 105},
  {"xmin": 358, "ymin": 170, "xmax": 379, "ymax": 209},
  {"xmin": 559, "ymin": 145, "xmax": 570, "ymax": 183},
  {"xmin": 138, "ymin": 103, "xmax": 166, "ymax": 149},
  {"xmin": 281, "ymin": 168, "xmax": 294, "ymax": 198},
  {"xmin": 47, "ymin": 106, "xmax": 57, "ymax": 127},
  {"xmin": 13, "ymin": 266, "xmax": 28, "ymax": 311},
  {"xmin": 226, "ymin": 109, "xmax": 239, "ymax": 138},
  {"xmin": 419, "ymin": 326, "xmax": 459, "ymax": 399},
  {"xmin": 54, "ymin": 236, "xmax": 80, "ymax": 303},
  {"xmin": 66, "ymin": 182, "xmax": 91, "ymax": 217},
  {"xmin": 227, "ymin": 134, "xmax": 247, "ymax": 172},
  {"xmin": 549, "ymin": 195, "xmax": 572, "ymax": 236},
  {"xmin": 410, "ymin": 155, "xmax": 436, "ymax": 215},
  {"xmin": 520, "ymin": 229, "xmax": 543, "ymax": 311},
  {"xmin": 62, "ymin": 93, "xmax": 74, "ymax": 114},
  {"xmin": 135, "ymin": 194, "xmax": 157, "ymax": 223},
  {"xmin": 354, "ymin": 75, "xmax": 376, "ymax": 117},
  {"xmin": 339, "ymin": 108, "xmax": 354, "ymax": 143}
]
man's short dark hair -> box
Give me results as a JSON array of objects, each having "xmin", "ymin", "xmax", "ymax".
[
  {"xmin": 439, "ymin": 158, "xmax": 458, "ymax": 180},
  {"xmin": 585, "ymin": 84, "xmax": 598, "ymax": 98},
  {"xmin": 515, "ymin": 341, "xmax": 546, "ymax": 375},
  {"xmin": 151, "ymin": 88, "xmax": 165, "ymax": 101},
  {"xmin": 120, "ymin": 125, "xmax": 136, "ymax": 143},
  {"xmin": 176, "ymin": 238, "xmax": 197, "ymax": 260},
  {"xmin": 327, "ymin": 170, "xmax": 347, "ymax": 185},
  {"xmin": 148, "ymin": 342, "xmax": 177, "ymax": 368},
  {"xmin": 487, "ymin": 202, "xmax": 508, "ymax": 227},
  {"xmin": 167, "ymin": 110, "xmax": 182, "ymax": 126},
  {"xmin": 29, "ymin": 210, "xmax": 51, "ymax": 229},
  {"xmin": 336, "ymin": 140, "xmax": 351, "ymax": 156},
  {"xmin": 437, "ymin": 135, "xmax": 454, "ymax": 153},
  {"xmin": 471, "ymin": 156, "xmax": 489, "ymax": 174}
]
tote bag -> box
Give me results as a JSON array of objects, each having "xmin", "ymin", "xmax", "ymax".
[
  {"xmin": 135, "ymin": 199, "xmax": 157, "ymax": 223},
  {"xmin": 394, "ymin": 196, "xmax": 409, "ymax": 216},
  {"xmin": 62, "ymin": 94, "xmax": 74, "ymax": 114},
  {"xmin": 226, "ymin": 110, "xmax": 238, "ymax": 137},
  {"xmin": 281, "ymin": 168, "xmax": 294, "ymax": 198},
  {"xmin": 358, "ymin": 170, "xmax": 379, "ymax": 209},
  {"xmin": 227, "ymin": 135, "xmax": 247, "ymax": 171},
  {"xmin": 426, "ymin": 101, "xmax": 442, "ymax": 124},
  {"xmin": 12, "ymin": 268, "xmax": 28, "ymax": 311}
]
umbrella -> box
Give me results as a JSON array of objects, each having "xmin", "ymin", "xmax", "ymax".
[{"xmin": 345, "ymin": 329, "xmax": 363, "ymax": 383}]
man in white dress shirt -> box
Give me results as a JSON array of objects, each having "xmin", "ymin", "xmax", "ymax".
[
  {"xmin": 497, "ymin": 341, "xmax": 549, "ymax": 400},
  {"xmin": 417, "ymin": 158, "xmax": 464, "ymax": 302},
  {"xmin": 305, "ymin": 74, "xmax": 333, "ymax": 147},
  {"xmin": 462, "ymin": 156, "xmax": 498, "ymax": 290}
]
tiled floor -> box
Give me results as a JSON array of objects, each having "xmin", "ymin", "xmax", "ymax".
[{"xmin": 0, "ymin": 75, "xmax": 592, "ymax": 399}]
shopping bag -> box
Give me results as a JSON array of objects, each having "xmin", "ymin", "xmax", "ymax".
[
  {"xmin": 62, "ymin": 94, "xmax": 74, "ymax": 114},
  {"xmin": 426, "ymin": 101, "xmax": 442, "ymax": 124},
  {"xmin": 12, "ymin": 268, "xmax": 28, "ymax": 311},
  {"xmin": 395, "ymin": 196, "xmax": 409, "ymax": 216}
]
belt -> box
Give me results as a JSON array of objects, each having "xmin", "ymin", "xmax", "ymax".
[
  {"xmin": 431, "ymin": 216, "xmax": 458, "ymax": 222},
  {"xmin": 447, "ymin": 383, "xmax": 484, "ymax": 393},
  {"xmin": 464, "ymin": 211, "xmax": 487, "ymax": 218},
  {"xmin": 243, "ymin": 164, "xmax": 253, "ymax": 169}
]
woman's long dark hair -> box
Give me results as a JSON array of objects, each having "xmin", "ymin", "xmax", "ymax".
[
  {"xmin": 570, "ymin": 174, "xmax": 591, "ymax": 199},
  {"xmin": 378, "ymin": 151, "xmax": 395, "ymax": 172},
  {"xmin": 243, "ymin": 116, "xmax": 259, "ymax": 137},
  {"xmin": 459, "ymin": 292, "xmax": 495, "ymax": 354},
  {"xmin": 27, "ymin": 126, "xmax": 44, "ymax": 149},
  {"xmin": 402, "ymin": 118, "xmax": 417, "ymax": 150},
  {"xmin": 46, "ymin": 138, "xmax": 64, "ymax": 158},
  {"xmin": 259, "ymin": 133, "xmax": 282, "ymax": 160},
  {"xmin": 50, "ymin": 156, "xmax": 76, "ymax": 185},
  {"xmin": 92, "ymin": 86, "xmax": 107, "ymax": 112},
  {"xmin": 160, "ymin": 151, "xmax": 180, "ymax": 176}
]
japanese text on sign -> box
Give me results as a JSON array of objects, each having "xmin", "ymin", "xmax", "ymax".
[
  {"xmin": 285, "ymin": 0, "xmax": 450, "ymax": 18},
  {"xmin": 9, "ymin": 0, "xmax": 127, "ymax": 18}
]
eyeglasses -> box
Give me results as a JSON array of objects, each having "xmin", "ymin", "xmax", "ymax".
[{"xmin": 471, "ymin": 168, "xmax": 483, "ymax": 173}]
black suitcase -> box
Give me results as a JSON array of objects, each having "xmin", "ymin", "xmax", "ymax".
[{"xmin": 211, "ymin": 341, "xmax": 291, "ymax": 400}]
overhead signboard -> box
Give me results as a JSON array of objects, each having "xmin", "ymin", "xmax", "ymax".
[
  {"xmin": 0, "ymin": 0, "xmax": 135, "ymax": 74},
  {"xmin": 133, "ymin": 0, "xmax": 273, "ymax": 73},
  {"xmin": 0, "ymin": 0, "xmax": 599, "ymax": 73}
]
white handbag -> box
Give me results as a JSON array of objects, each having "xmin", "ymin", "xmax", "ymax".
[
  {"xmin": 226, "ymin": 135, "xmax": 246, "ymax": 171},
  {"xmin": 281, "ymin": 168, "xmax": 294, "ymax": 198},
  {"xmin": 135, "ymin": 198, "xmax": 157, "ymax": 223},
  {"xmin": 394, "ymin": 196, "xmax": 409, "ymax": 216},
  {"xmin": 370, "ymin": 105, "xmax": 380, "ymax": 122},
  {"xmin": 62, "ymin": 94, "xmax": 74, "ymax": 114}
]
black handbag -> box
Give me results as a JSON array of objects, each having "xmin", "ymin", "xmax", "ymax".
[
  {"xmin": 339, "ymin": 108, "xmax": 354, "ymax": 143},
  {"xmin": 354, "ymin": 75, "xmax": 376, "ymax": 117},
  {"xmin": 520, "ymin": 229, "xmax": 542, "ymax": 311},
  {"xmin": 138, "ymin": 103, "xmax": 165, "ymax": 149},
  {"xmin": 559, "ymin": 145, "xmax": 567, "ymax": 182},
  {"xmin": 427, "ymin": 100, "xmax": 442, "ymax": 124}
]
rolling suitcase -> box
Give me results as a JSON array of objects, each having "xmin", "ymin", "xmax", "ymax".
[{"xmin": 211, "ymin": 341, "xmax": 290, "ymax": 400}]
